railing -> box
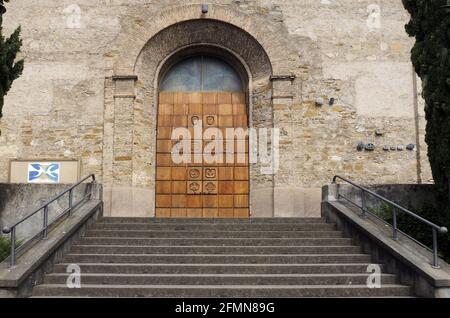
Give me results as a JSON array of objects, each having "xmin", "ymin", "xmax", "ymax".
[
  {"xmin": 2, "ymin": 174, "xmax": 96, "ymax": 267},
  {"xmin": 332, "ymin": 175, "xmax": 448, "ymax": 268}
]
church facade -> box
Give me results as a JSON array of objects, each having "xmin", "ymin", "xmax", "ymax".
[{"xmin": 0, "ymin": 0, "xmax": 431, "ymax": 218}]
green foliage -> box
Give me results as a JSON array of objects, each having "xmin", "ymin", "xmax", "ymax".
[
  {"xmin": 368, "ymin": 203, "xmax": 394, "ymax": 221},
  {"xmin": 0, "ymin": 235, "xmax": 22, "ymax": 263},
  {"xmin": 397, "ymin": 206, "xmax": 450, "ymax": 263},
  {"xmin": 402, "ymin": 0, "xmax": 450, "ymax": 207},
  {"xmin": 0, "ymin": 0, "xmax": 24, "ymax": 118},
  {"xmin": 371, "ymin": 203, "xmax": 450, "ymax": 263},
  {"xmin": 0, "ymin": 235, "xmax": 11, "ymax": 263}
]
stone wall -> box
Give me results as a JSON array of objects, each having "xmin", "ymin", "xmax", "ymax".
[
  {"xmin": 0, "ymin": 0, "xmax": 432, "ymax": 217},
  {"xmin": 325, "ymin": 183, "xmax": 439, "ymax": 212},
  {"xmin": 0, "ymin": 183, "xmax": 94, "ymax": 239}
]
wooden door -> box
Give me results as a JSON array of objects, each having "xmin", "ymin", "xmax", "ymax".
[{"xmin": 155, "ymin": 92, "xmax": 249, "ymax": 218}]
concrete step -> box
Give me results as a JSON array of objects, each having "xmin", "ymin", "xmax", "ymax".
[
  {"xmin": 53, "ymin": 263, "xmax": 384, "ymax": 275},
  {"xmin": 86, "ymin": 230, "xmax": 345, "ymax": 238},
  {"xmin": 61, "ymin": 253, "xmax": 373, "ymax": 264},
  {"xmin": 70, "ymin": 245, "xmax": 362, "ymax": 255},
  {"xmin": 30, "ymin": 216, "xmax": 412, "ymax": 298},
  {"xmin": 99, "ymin": 217, "xmax": 327, "ymax": 224},
  {"xmin": 78, "ymin": 237, "xmax": 355, "ymax": 246},
  {"xmin": 91, "ymin": 223, "xmax": 336, "ymax": 231},
  {"xmin": 32, "ymin": 284, "xmax": 412, "ymax": 297},
  {"xmin": 43, "ymin": 273, "xmax": 398, "ymax": 286}
]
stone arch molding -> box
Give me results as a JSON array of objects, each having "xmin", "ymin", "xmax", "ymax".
[
  {"xmin": 113, "ymin": 3, "xmax": 291, "ymax": 75},
  {"xmin": 135, "ymin": 18, "xmax": 273, "ymax": 92}
]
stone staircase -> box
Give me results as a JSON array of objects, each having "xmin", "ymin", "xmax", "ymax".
[{"xmin": 32, "ymin": 217, "xmax": 412, "ymax": 297}]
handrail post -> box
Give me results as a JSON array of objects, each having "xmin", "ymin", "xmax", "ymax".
[
  {"xmin": 10, "ymin": 227, "xmax": 16, "ymax": 267},
  {"xmin": 392, "ymin": 208, "xmax": 399, "ymax": 240},
  {"xmin": 331, "ymin": 176, "xmax": 340, "ymax": 201},
  {"xmin": 68, "ymin": 189, "xmax": 73, "ymax": 217},
  {"xmin": 43, "ymin": 205, "xmax": 49, "ymax": 239},
  {"xmin": 361, "ymin": 190, "xmax": 367, "ymax": 219},
  {"xmin": 90, "ymin": 175, "xmax": 96, "ymax": 199},
  {"xmin": 432, "ymin": 228, "xmax": 440, "ymax": 269}
]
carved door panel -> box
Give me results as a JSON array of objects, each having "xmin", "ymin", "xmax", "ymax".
[{"xmin": 155, "ymin": 92, "xmax": 249, "ymax": 218}]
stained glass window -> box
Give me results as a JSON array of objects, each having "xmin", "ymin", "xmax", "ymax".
[{"xmin": 160, "ymin": 56, "xmax": 243, "ymax": 92}]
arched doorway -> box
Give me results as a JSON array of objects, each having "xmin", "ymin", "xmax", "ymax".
[
  {"xmin": 124, "ymin": 19, "xmax": 274, "ymax": 218},
  {"xmin": 155, "ymin": 54, "xmax": 250, "ymax": 218}
]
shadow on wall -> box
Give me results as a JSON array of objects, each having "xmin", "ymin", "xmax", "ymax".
[
  {"xmin": 325, "ymin": 183, "xmax": 450, "ymax": 263},
  {"xmin": 0, "ymin": 184, "xmax": 92, "ymax": 240},
  {"xmin": 333, "ymin": 184, "xmax": 439, "ymax": 210}
]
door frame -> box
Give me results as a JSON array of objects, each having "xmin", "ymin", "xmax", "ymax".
[{"xmin": 152, "ymin": 44, "xmax": 254, "ymax": 217}]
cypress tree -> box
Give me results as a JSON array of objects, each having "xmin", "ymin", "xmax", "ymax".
[
  {"xmin": 402, "ymin": 0, "xmax": 450, "ymax": 207},
  {"xmin": 0, "ymin": 0, "xmax": 24, "ymax": 118}
]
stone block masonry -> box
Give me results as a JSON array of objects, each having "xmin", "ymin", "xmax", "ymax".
[{"xmin": 0, "ymin": 0, "xmax": 431, "ymax": 217}]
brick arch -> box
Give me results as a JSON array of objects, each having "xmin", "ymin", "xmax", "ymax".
[
  {"xmin": 134, "ymin": 19, "xmax": 273, "ymax": 86},
  {"xmin": 113, "ymin": 3, "xmax": 290, "ymax": 75},
  {"xmin": 134, "ymin": 19, "xmax": 275, "ymax": 110}
]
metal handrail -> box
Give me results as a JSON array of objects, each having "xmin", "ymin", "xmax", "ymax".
[
  {"xmin": 2, "ymin": 174, "xmax": 96, "ymax": 267},
  {"xmin": 332, "ymin": 175, "xmax": 448, "ymax": 268}
]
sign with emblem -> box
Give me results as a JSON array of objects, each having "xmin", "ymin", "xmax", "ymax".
[
  {"xmin": 27, "ymin": 162, "xmax": 60, "ymax": 183},
  {"xmin": 9, "ymin": 160, "xmax": 81, "ymax": 184}
]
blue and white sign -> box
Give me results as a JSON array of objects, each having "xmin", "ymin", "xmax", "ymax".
[{"xmin": 27, "ymin": 163, "xmax": 61, "ymax": 183}]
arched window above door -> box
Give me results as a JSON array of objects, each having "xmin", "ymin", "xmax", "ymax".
[{"xmin": 160, "ymin": 56, "xmax": 243, "ymax": 92}]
